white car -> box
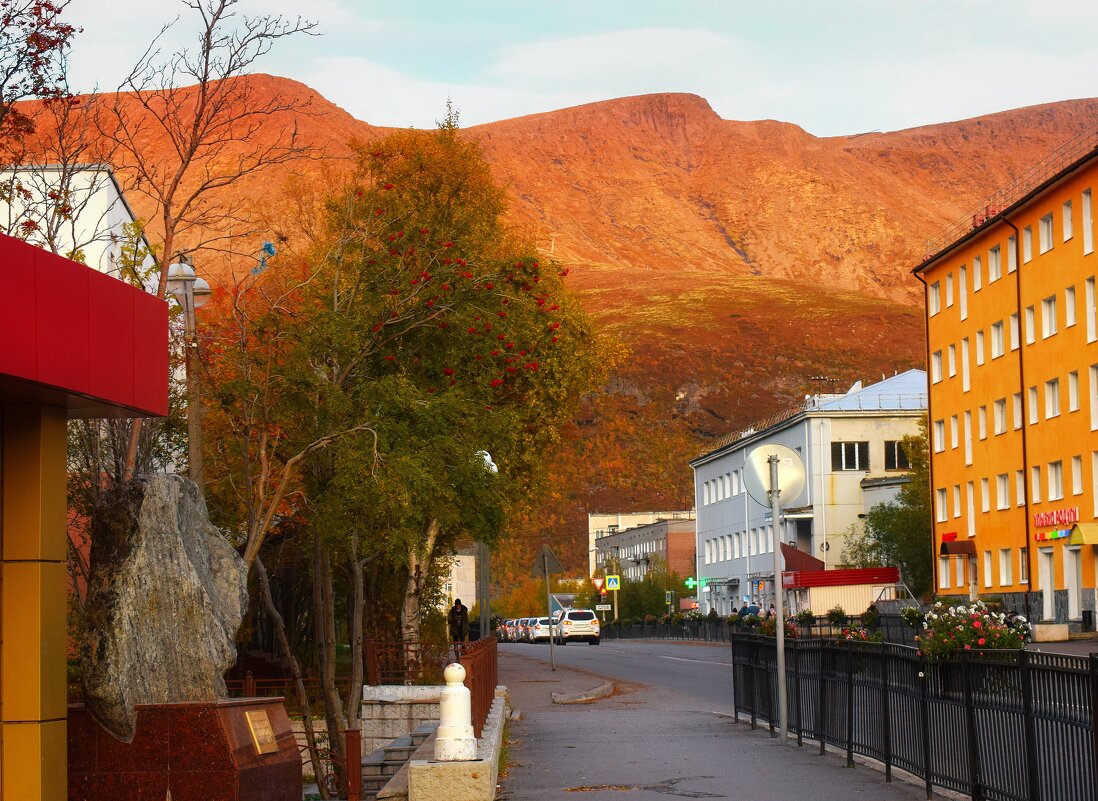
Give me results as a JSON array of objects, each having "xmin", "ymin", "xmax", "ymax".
[
  {"xmin": 557, "ymin": 608, "xmax": 600, "ymax": 644},
  {"xmin": 531, "ymin": 617, "xmax": 557, "ymax": 643}
]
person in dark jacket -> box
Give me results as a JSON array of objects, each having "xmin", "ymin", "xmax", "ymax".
[{"xmin": 448, "ymin": 599, "xmax": 469, "ymax": 643}]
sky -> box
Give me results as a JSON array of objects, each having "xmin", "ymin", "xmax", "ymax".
[{"xmin": 66, "ymin": 0, "xmax": 1098, "ymax": 136}]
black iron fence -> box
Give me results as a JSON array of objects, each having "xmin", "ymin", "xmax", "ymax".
[
  {"xmin": 601, "ymin": 615, "xmax": 913, "ymax": 643},
  {"xmin": 731, "ymin": 634, "xmax": 1098, "ymax": 801}
]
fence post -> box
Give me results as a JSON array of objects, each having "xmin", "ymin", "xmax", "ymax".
[
  {"xmin": 767, "ymin": 638, "xmax": 776, "ymax": 737},
  {"xmin": 817, "ymin": 641, "xmax": 827, "ymax": 756},
  {"xmin": 1019, "ymin": 649, "xmax": 1041, "ymax": 801},
  {"xmin": 365, "ymin": 641, "xmax": 379, "ymax": 686},
  {"xmin": 846, "ymin": 640, "xmax": 855, "ymax": 768},
  {"xmin": 345, "ymin": 728, "xmax": 362, "ymax": 801},
  {"xmin": 730, "ymin": 635, "xmax": 739, "ymax": 724},
  {"xmin": 749, "ymin": 639, "xmax": 758, "ymax": 731},
  {"xmin": 881, "ymin": 647, "xmax": 892, "ymax": 783},
  {"xmin": 243, "ymin": 670, "xmax": 256, "ymax": 698},
  {"xmin": 960, "ymin": 651, "xmax": 983, "ymax": 800},
  {"xmin": 793, "ymin": 639, "xmax": 803, "ymax": 747},
  {"xmin": 1089, "ymin": 654, "xmax": 1098, "ymax": 800},
  {"xmin": 919, "ymin": 656, "xmax": 933, "ymax": 800}
]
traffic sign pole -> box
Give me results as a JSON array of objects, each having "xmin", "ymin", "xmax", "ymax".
[
  {"xmin": 770, "ymin": 454, "xmax": 789, "ymax": 745},
  {"xmin": 544, "ymin": 551, "xmax": 555, "ymax": 671}
]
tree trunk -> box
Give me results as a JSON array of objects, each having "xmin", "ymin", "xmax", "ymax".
[
  {"xmin": 313, "ymin": 533, "xmax": 348, "ymax": 786},
  {"xmin": 346, "ymin": 548, "xmax": 365, "ymax": 725},
  {"xmin": 255, "ymin": 557, "xmax": 330, "ymax": 800},
  {"xmin": 400, "ymin": 519, "xmax": 440, "ymax": 644}
]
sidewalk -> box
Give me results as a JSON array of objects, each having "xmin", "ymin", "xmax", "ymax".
[{"xmin": 499, "ymin": 650, "xmax": 942, "ymax": 801}]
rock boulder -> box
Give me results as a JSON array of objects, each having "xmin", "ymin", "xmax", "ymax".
[{"xmin": 82, "ymin": 474, "xmax": 248, "ymax": 741}]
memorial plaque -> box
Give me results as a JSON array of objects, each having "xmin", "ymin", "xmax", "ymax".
[{"xmin": 245, "ymin": 709, "xmax": 279, "ymax": 755}]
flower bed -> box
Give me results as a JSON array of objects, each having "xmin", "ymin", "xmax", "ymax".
[{"xmin": 915, "ymin": 600, "xmax": 1029, "ymax": 660}]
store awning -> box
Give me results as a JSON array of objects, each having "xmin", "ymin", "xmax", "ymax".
[
  {"xmin": 940, "ymin": 540, "xmax": 976, "ymax": 555},
  {"xmin": 1069, "ymin": 523, "xmax": 1098, "ymax": 546}
]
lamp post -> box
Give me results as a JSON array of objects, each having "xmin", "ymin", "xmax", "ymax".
[
  {"xmin": 476, "ymin": 451, "xmax": 498, "ymax": 639},
  {"xmin": 165, "ymin": 256, "xmax": 212, "ymax": 486}
]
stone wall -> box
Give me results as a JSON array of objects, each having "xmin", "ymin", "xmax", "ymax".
[{"xmin": 361, "ymin": 686, "xmax": 443, "ymax": 753}]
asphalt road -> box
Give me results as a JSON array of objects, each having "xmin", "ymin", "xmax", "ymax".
[
  {"xmin": 499, "ymin": 639, "xmax": 940, "ymax": 801},
  {"xmin": 500, "ymin": 639, "xmax": 735, "ymax": 714}
]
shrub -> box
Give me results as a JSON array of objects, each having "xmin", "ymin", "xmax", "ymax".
[
  {"xmin": 759, "ymin": 616, "xmax": 798, "ymax": 638},
  {"xmin": 826, "ymin": 605, "xmax": 847, "ymax": 626},
  {"xmin": 899, "ymin": 606, "xmax": 924, "ymax": 629},
  {"xmin": 842, "ymin": 627, "xmax": 883, "ymax": 642},
  {"xmin": 643, "ymin": 614, "xmax": 657, "ymax": 624},
  {"xmin": 861, "ymin": 606, "xmax": 880, "ymax": 631},
  {"xmin": 740, "ymin": 613, "xmax": 760, "ymax": 628},
  {"xmin": 915, "ymin": 600, "xmax": 1029, "ymax": 661},
  {"xmin": 726, "ymin": 613, "xmax": 741, "ymax": 626},
  {"xmin": 795, "ymin": 609, "xmax": 815, "ymax": 625}
]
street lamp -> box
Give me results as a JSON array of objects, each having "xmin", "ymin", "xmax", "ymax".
[
  {"xmin": 476, "ymin": 450, "xmax": 498, "ymax": 639},
  {"xmin": 165, "ymin": 256, "xmax": 212, "ymax": 486}
]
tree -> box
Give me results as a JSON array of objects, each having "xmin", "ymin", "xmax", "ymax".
[
  {"xmin": 842, "ymin": 416, "xmax": 932, "ymax": 598},
  {"xmin": 105, "ymin": 0, "xmax": 317, "ymax": 479}
]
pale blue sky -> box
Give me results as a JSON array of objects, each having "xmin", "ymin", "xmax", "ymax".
[{"xmin": 69, "ymin": 0, "xmax": 1098, "ymax": 135}]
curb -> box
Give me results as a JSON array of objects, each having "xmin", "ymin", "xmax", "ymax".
[{"xmin": 551, "ymin": 681, "xmax": 614, "ymax": 704}]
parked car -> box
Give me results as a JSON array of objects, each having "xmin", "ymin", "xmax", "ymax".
[
  {"xmin": 518, "ymin": 617, "xmax": 533, "ymax": 642},
  {"xmin": 531, "ymin": 617, "xmax": 557, "ymax": 643},
  {"xmin": 558, "ymin": 608, "xmax": 600, "ymax": 644}
]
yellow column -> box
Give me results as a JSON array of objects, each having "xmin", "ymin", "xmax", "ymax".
[{"xmin": 1, "ymin": 404, "xmax": 68, "ymax": 801}]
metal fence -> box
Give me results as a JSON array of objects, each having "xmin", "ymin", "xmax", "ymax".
[{"xmin": 731, "ymin": 634, "xmax": 1098, "ymax": 801}]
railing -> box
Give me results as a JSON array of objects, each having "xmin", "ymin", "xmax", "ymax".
[
  {"xmin": 923, "ymin": 121, "xmax": 1098, "ymax": 261},
  {"xmin": 601, "ymin": 614, "xmax": 914, "ymax": 645},
  {"xmin": 366, "ymin": 636, "xmax": 498, "ymax": 738},
  {"xmin": 731, "ymin": 634, "xmax": 1098, "ymax": 801},
  {"xmin": 223, "ymin": 673, "xmax": 360, "ymax": 715}
]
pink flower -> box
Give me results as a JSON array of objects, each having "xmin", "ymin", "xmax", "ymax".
[
  {"xmin": 978, "ymin": 638, "xmax": 986, "ymax": 645},
  {"xmin": 973, "ymin": 620, "xmax": 982, "ymax": 629}
]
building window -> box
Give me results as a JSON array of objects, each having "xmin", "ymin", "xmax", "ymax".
[
  {"xmin": 996, "ymin": 473, "xmax": 1010, "ymax": 510},
  {"xmin": 884, "ymin": 440, "xmax": 910, "ymax": 470},
  {"xmin": 961, "ymin": 338, "xmax": 970, "ymax": 391},
  {"xmin": 704, "ymin": 540, "xmax": 712, "ymax": 564},
  {"xmin": 953, "ymin": 484, "xmax": 961, "ymax": 519},
  {"xmin": 1031, "ymin": 466, "xmax": 1042, "ymax": 504},
  {"xmin": 1024, "ymin": 306, "xmax": 1035, "ymax": 345},
  {"xmin": 931, "ymin": 350, "xmax": 943, "ymax": 383},
  {"xmin": 988, "ymin": 248, "xmax": 1000, "ymax": 283},
  {"xmin": 1010, "ymin": 313, "xmax": 1020, "ymax": 350},
  {"xmin": 1039, "ymin": 213, "xmax": 1053, "ymax": 254},
  {"xmin": 1013, "ymin": 392, "xmax": 1023, "ymax": 430},
  {"xmin": 983, "ymin": 550, "xmax": 993, "ymax": 588},
  {"xmin": 734, "ymin": 532, "xmax": 741, "ymax": 559},
  {"xmin": 1042, "ymin": 296, "xmax": 1057, "ymax": 338},
  {"xmin": 832, "ymin": 441, "xmax": 869, "ymax": 470},
  {"xmin": 1019, "ymin": 547, "xmax": 1028, "ymax": 584},
  {"xmin": 993, "ymin": 398, "xmax": 1007, "ymax": 435},
  {"xmin": 965, "ymin": 482, "xmax": 975, "ymax": 535},
  {"xmin": 1063, "ymin": 200, "xmax": 1074, "ymax": 241},
  {"xmin": 991, "ymin": 321, "xmax": 1004, "ymax": 358},
  {"xmin": 929, "ymin": 281, "xmax": 941, "ymax": 315},
  {"xmin": 1066, "ymin": 286, "xmax": 1077, "ymax": 327},
  {"xmin": 950, "ymin": 414, "xmax": 959, "ymax": 448},
  {"xmin": 933, "ymin": 419, "xmax": 945, "ymax": 453},
  {"xmin": 978, "ymin": 405, "xmax": 987, "ymax": 440},
  {"xmin": 963, "ymin": 411, "xmax": 972, "ymax": 465},
  {"xmin": 959, "ymin": 266, "xmax": 968, "ymax": 319},
  {"xmin": 1023, "ymin": 225, "xmax": 1033, "ymax": 262},
  {"xmin": 946, "ymin": 273, "xmax": 954, "ymax": 307},
  {"xmin": 1072, "ymin": 455, "xmax": 1083, "ymax": 495},
  {"xmin": 1048, "ymin": 461, "xmax": 1064, "ymax": 501},
  {"xmin": 956, "ymin": 558, "xmax": 968, "ymax": 587},
  {"xmin": 1008, "ymin": 234, "xmax": 1018, "ymax": 271},
  {"xmin": 1045, "ymin": 378, "xmax": 1060, "ymax": 419},
  {"xmin": 702, "ymin": 483, "xmax": 710, "ymax": 505},
  {"xmin": 936, "ymin": 488, "xmax": 948, "ymax": 522},
  {"xmin": 1029, "ymin": 386, "xmax": 1039, "ymax": 424},
  {"xmin": 981, "ymin": 477, "xmax": 990, "ymax": 512},
  {"xmin": 1084, "ymin": 189, "xmax": 1094, "ymax": 254},
  {"xmin": 1094, "ymin": 452, "xmax": 1098, "ymax": 517},
  {"xmin": 766, "ymin": 526, "xmax": 774, "ymax": 553},
  {"xmin": 939, "ymin": 556, "xmax": 951, "ymax": 589},
  {"xmin": 975, "ymin": 329, "xmax": 985, "ymax": 365},
  {"xmin": 948, "ymin": 344, "xmax": 956, "ymax": 377},
  {"xmin": 1069, "ymin": 371, "xmax": 1080, "ymax": 412},
  {"xmin": 1088, "ymin": 278, "xmax": 1096, "ymax": 343},
  {"xmin": 1092, "ymin": 365, "xmax": 1098, "ymax": 430},
  {"xmin": 1000, "ymin": 549, "xmax": 1013, "ymax": 586},
  {"xmin": 1016, "ymin": 470, "xmax": 1026, "ymax": 507}
]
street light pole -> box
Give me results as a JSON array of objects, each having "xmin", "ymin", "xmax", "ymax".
[
  {"xmin": 476, "ymin": 451, "xmax": 498, "ymax": 639},
  {"xmin": 166, "ymin": 256, "xmax": 211, "ymax": 487},
  {"xmin": 769, "ymin": 454, "xmax": 789, "ymax": 744}
]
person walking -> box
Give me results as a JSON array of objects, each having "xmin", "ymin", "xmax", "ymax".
[{"xmin": 448, "ymin": 598, "xmax": 469, "ymax": 643}]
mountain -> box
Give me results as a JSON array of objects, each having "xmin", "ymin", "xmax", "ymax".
[{"xmin": 30, "ymin": 76, "xmax": 1098, "ymax": 574}]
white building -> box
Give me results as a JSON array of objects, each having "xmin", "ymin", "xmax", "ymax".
[
  {"xmin": 690, "ymin": 370, "xmax": 927, "ymax": 614},
  {"xmin": 439, "ymin": 549, "xmax": 477, "ymax": 610},
  {"xmin": 587, "ymin": 510, "xmax": 695, "ymax": 576},
  {"xmin": 0, "ymin": 164, "xmax": 153, "ymax": 278}
]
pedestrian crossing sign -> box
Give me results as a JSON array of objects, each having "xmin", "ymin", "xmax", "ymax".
[{"xmin": 605, "ymin": 574, "xmax": 620, "ymax": 590}]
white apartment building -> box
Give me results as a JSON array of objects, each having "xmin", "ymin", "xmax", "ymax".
[
  {"xmin": 587, "ymin": 510, "xmax": 695, "ymax": 576},
  {"xmin": 690, "ymin": 370, "xmax": 927, "ymax": 614}
]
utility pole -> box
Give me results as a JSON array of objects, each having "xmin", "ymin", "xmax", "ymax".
[{"xmin": 769, "ymin": 454, "xmax": 789, "ymax": 744}]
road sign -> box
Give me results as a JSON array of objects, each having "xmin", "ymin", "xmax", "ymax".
[
  {"xmin": 595, "ymin": 603, "xmax": 612, "ymax": 611},
  {"xmin": 665, "ymin": 590, "xmax": 672, "ymax": 603},
  {"xmin": 605, "ymin": 574, "xmax": 620, "ymax": 590},
  {"xmin": 592, "ymin": 577, "xmax": 605, "ymax": 592},
  {"xmin": 684, "ymin": 576, "xmax": 697, "ymax": 589},
  {"xmin": 529, "ymin": 544, "xmax": 564, "ymax": 578},
  {"xmin": 742, "ymin": 443, "xmax": 805, "ymax": 506}
]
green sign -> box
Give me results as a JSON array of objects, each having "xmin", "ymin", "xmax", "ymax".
[{"xmin": 684, "ymin": 576, "xmax": 697, "ymax": 589}]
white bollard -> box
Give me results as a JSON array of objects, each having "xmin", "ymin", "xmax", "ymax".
[{"xmin": 434, "ymin": 663, "xmax": 478, "ymax": 761}]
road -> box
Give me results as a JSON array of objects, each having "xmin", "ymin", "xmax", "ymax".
[{"xmin": 498, "ymin": 639, "xmax": 940, "ymax": 801}]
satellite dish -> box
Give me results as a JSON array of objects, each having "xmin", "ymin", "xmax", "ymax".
[{"xmin": 742, "ymin": 443, "xmax": 805, "ymax": 507}]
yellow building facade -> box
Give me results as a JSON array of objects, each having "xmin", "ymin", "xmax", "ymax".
[{"xmin": 917, "ymin": 142, "xmax": 1098, "ymax": 629}]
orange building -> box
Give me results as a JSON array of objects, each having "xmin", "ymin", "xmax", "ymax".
[{"xmin": 915, "ymin": 129, "xmax": 1098, "ymax": 633}]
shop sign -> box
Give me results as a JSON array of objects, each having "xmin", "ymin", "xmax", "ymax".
[
  {"xmin": 1033, "ymin": 507, "xmax": 1079, "ymax": 528},
  {"xmin": 1035, "ymin": 528, "xmax": 1072, "ymax": 542}
]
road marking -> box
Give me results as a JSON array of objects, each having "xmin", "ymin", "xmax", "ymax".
[{"xmin": 658, "ymin": 655, "xmax": 731, "ymax": 667}]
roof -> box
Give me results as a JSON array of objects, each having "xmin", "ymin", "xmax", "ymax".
[
  {"xmin": 915, "ymin": 123, "xmax": 1098, "ymax": 273},
  {"xmin": 691, "ymin": 369, "xmax": 927, "ymax": 465}
]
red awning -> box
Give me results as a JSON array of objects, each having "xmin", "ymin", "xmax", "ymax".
[{"xmin": 780, "ymin": 542, "xmax": 825, "ymax": 573}]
